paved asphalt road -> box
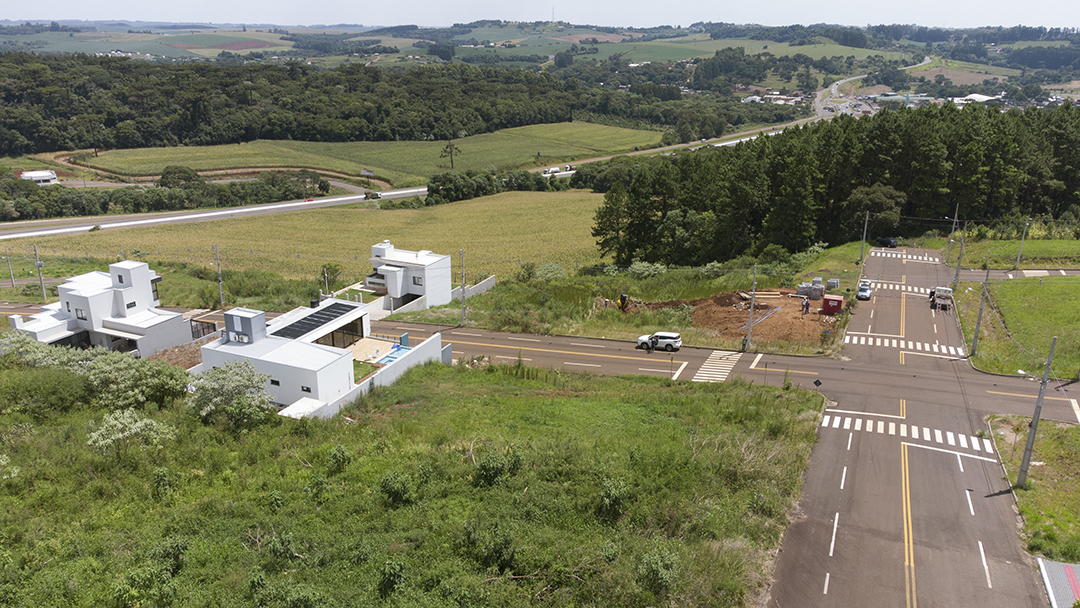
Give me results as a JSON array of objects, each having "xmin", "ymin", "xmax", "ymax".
[{"xmin": 0, "ymin": 186, "xmax": 428, "ymax": 242}]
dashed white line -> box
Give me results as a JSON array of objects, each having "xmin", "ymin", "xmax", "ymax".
[
  {"xmin": 841, "ymin": 466, "xmax": 847, "ymax": 490},
  {"xmin": 979, "ymin": 541, "xmax": 993, "ymax": 588},
  {"xmin": 495, "ymin": 355, "xmax": 531, "ymax": 361},
  {"xmin": 830, "ymin": 512, "xmax": 839, "ymax": 556},
  {"xmin": 452, "ymin": 331, "xmax": 483, "ymax": 336},
  {"xmin": 570, "ymin": 342, "xmax": 605, "ymax": 348},
  {"xmin": 508, "ymin": 337, "xmax": 541, "ymax": 342},
  {"xmin": 823, "ymin": 572, "xmax": 831, "ymax": 595},
  {"xmin": 966, "ymin": 489, "xmax": 975, "ymax": 516},
  {"xmin": 565, "ymin": 362, "xmax": 600, "ymax": 368}
]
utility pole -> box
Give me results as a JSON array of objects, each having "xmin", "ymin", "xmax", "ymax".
[
  {"xmin": 214, "ymin": 243, "xmax": 225, "ymax": 307},
  {"xmin": 6, "ymin": 249, "xmax": 14, "ymax": 288},
  {"xmin": 951, "ymin": 221, "xmax": 967, "ymax": 291},
  {"xmin": 858, "ymin": 211, "xmax": 869, "ymax": 266},
  {"xmin": 971, "ymin": 267, "xmax": 990, "ymax": 356},
  {"xmin": 1017, "ymin": 336, "xmax": 1057, "ymax": 488},
  {"xmin": 460, "ymin": 249, "xmax": 466, "ymax": 327},
  {"xmin": 746, "ymin": 264, "xmax": 758, "ymax": 350},
  {"xmin": 946, "ymin": 203, "xmax": 959, "ymax": 264},
  {"xmin": 1014, "ymin": 219, "xmax": 1030, "ymax": 270},
  {"xmin": 32, "ymin": 244, "xmax": 45, "ymax": 301}
]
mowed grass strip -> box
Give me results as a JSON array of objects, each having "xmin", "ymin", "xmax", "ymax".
[
  {"xmin": 956, "ymin": 277, "xmax": 1080, "ymax": 378},
  {"xmin": 11, "ymin": 190, "xmax": 606, "ymax": 282},
  {"xmin": 79, "ymin": 123, "xmax": 661, "ymax": 186}
]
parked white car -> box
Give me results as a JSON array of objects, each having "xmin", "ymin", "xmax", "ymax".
[{"xmin": 637, "ymin": 332, "xmax": 682, "ymax": 351}]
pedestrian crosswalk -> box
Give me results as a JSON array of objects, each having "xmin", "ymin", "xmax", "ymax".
[
  {"xmin": 871, "ymin": 251, "xmax": 940, "ymax": 262},
  {"xmin": 867, "ymin": 283, "xmax": 932, "ymax": 294},
  {"xmin": 843, "ymin": 335, "xmax": 966, "ymax": 356},
  {"xmin": 692, "ymin": 351, "xmax": 741, "ymax": 383},
  {"xmin": 820, "ymin": 413, "xmax": 995, "ymax": 455}
]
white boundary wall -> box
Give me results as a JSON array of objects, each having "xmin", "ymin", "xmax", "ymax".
[
  {"xmin": 451, "ymin": 274, "xmax": 497, "ymax": 300},
  {"xmin": 300, "ymin": 332, "xmax": 445, "ymax": 419}
]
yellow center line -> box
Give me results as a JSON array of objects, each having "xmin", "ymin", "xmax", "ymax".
[
  {"xmin": 900, "ymin": 351, "xmax": 905, "ymax": 365},
  {"xmin": 985, "ymin": 390, "xmax": 1072, "ymax": 402},
  {"xmin": 901, "ymin": 398, "xmax": 906, "ymax": 418},
  {"xmin": 902, "ymin": 443, "xmax": 918, "ymax": 607},
  {"xmin": 450, "ymin": 340, "xmax": 688, "ymax": 364}
]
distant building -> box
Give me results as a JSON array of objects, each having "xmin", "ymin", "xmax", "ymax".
[
  {"xmin": 9, "ymin": 260, "xmax": 199, "ymax": 356},
  {"xmin": 365, "ymin": 241, "xmax": 452, "ymax": 311},
  {"xmin": 19, "ymin": 170, "xmax": 58, "ymax": 186}
]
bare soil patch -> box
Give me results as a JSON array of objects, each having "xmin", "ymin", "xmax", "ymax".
[{"xmin": 635, "ymin": 291, "xmax": 838, "ymax": 343}]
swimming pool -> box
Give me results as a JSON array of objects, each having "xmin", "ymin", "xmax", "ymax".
[{"xmin": 376, "ymin": 344, "xmax": 410, "ymax": 365}]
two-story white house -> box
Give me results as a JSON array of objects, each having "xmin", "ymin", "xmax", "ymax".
[
  {"xmin": 194, "ymin": 299, "xmax": 370, "ymax": 409},
  {"xmin": 365, "ymin": 241, "xmax": 452, "ymax": 311},
  {"xmin": 9, "ymin": 260, "xmax": 195, "ymax": 356}
]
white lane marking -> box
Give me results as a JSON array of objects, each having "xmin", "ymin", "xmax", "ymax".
[
  {"xmin": 900, "ymin": 424, "xmax": 907, "ymax": 437},
  {"xmin": 843, "ymin": 417, "xmax": 852, "ymax": 430},
  {"xmin": 902, "ymin": 442, "xmax": 998, "ymax": 463},
  {"xmin": 923, "ymin": 428, "xmax": 931, "ymax": 441},
  {"xmin": 826, "ymin": 408, "xmax": 906, "ymax": 420},
  {"xmin": 947, "ymin": 431, "xmax": 956, "ymax": 446},
  {"xmin": 877, "ymin": 420, "xmax": 885, "ymax": 433},
  {"xmin": 822, "ymin": 415, "xmax": 831, "ymax": 427},
  {"xmin": 959, "ymin": 434, "xmax": 968, "ymax": 449},
  {"xmin": 888, "ymin": 422, "xmax": 896, "ymax": 435},
  {"xmin": 671, "ymin": 361, "xmax": 688, "ymax": 380},
  {"xmin": 823, "ymin": 572, "xmax": 831, "ymax": 595},
  {"xmin": 866, "ymin": 419, "xmax": 874, "ymax": 433},
  {"xmin": 452, "ymin": 350, "xmax": 464, "ymax": 355},
  {"xmin": 452, "ymin": 331, "xmax": 483, "ymax": 336},
  {"xmin": 979, "ymin": 541, "xmax": 993, "ymax": 588},
  {"xmin": 971, "ymin": 436, "xmax": 981, "ymax": 451},
  {"xmin": 957, "ymin": 453, "xmax": 965, "ymax": 472},
  {"xmin": 1071, "ymin": 399, "xmax": 1080, "ymax": 424},
  {"xmin": 495, "ymin": 356, "xmax": 532, "ymax": 361},
  {"xmin": 844, "ymin": 335, "xmax": 851, "ymax": 344},
  {"xmin": 949, "ymin": 346, "xmax": 958, "ymax": 356},
  {"xmin": 565, "ymin": 362, "xmax": 600, "ymax": 367},
  {"xmin": 1062, "ymin": 270, "xmax": 1068, "ymax": 276},
  {"xmin": 966, "ymin": 489, "xmax": 975, "ymax": 515},
  {"xmin": 833, "ymin": 416, "xmax": 842, "ymax": 429},
  {"xmin": 860, "ymin": 336, "xmax": 866, "ymax": 345},
  {"xmin": 935, "ymin": 429, "xmax": 943, "ymax": 443},
  {"xmin": 932, "ymin": 344, "xmax": 939, "ymax": 353},
  {"xmin": 871, "ymin": 310, "xmax": 875, "ymax": 318},
  {"xmin": 830, "ymin": 512, "xmax": 839, "ymax": 556},
  {"xmin": 892, "ymin": 339, "xmax": 897, "ymax": 347},
  {"xmin": 854, "ymin": 418, "xmax": 862, "ymax": 431},
  {"xmin": 639, "ymin": 368, "xmax": 673, "ymax": 373},
  {"xmin": 750, "ymin": 353, "xmax": 764, "ymax": 368},
  {"xmin": 847, "ymin": 432, "xmax": 853, "ymax": 450},
  {"xmin": 570, "ymin": 342, "xmax": 605, "ymax": 348},
  {"xmin": 876, "ymin": 337, "xmax": 882, "ymax": 346},
  {"xmin": 983, "ymin": 438, "xmax": 994, "ymax": 453},
  {"xmin": 508, "ymin": 337, "xmax": 541, "ymax": 342},
  {"xmin": 841, "ymin": 466, "xmax": 847, "ymax": 490}
]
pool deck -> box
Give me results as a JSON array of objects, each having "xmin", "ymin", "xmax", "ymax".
[{"xmin": 346, "ymin": 337, "xmax": 398, "ymax": 363}]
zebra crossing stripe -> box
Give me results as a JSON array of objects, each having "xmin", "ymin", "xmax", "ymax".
[
  {"xmin": 691, "ymin": 351, "xmax": 742, "ymax": 383},
  {"xmin": 822, "ymin": 414, "xmax": 994, "ymax": 454}
]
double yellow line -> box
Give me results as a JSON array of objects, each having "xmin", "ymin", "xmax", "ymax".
[{"xmin": 902, "ymin": 443, "xmax": 917, "ymax": 607}]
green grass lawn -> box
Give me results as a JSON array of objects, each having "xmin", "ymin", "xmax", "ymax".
[
  {"xmin": 991, "ymin": 415, "xmax": 1080, "ymax": 562},
  {"xmin": 956, "ymin": 277, "xmax": 1080, "ymax": 378},
  {"xmin": 78, "ymin": 123, "xmax": 661, "ymax": 187},
  {"xmin": 0, "ymin": 359, "xmax": 822, "ymax": 606}
]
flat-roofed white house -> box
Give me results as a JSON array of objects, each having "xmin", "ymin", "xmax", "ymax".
[
  {"xmin": 365, "ymin": 241, "xmax": 452, "ymax": 311},
  {"xmin": 19, "ymin": 170, "xmax": 58, "ymax": 186},
  {"xmin": 194, "ymin": 300, "xmax": 370, "ymax": 409},
  {"xmin": 9, "ymin": 260, "xmax": 195, "ymax": 356}
]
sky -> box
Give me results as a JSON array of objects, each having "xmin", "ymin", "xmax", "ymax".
[{"xmin": 12, "ymin": 0, "xmax": 1078, "ymax": 30}]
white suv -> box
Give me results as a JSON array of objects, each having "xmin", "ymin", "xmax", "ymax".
[{"xmin": 638, "ymin": 332, "xmax": 682, "ymax": 351}]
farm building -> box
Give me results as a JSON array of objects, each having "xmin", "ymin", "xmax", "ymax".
[
  {"xmin": 9, "ymin": 260, "xmax": 201, "ymax": 356},
  {"xmin": 19, "ymin": 170, "xmax": 58, "ymax": 186},
  {"xmin": 365, "ymin": 241, "xmax": 452, "ymax": 311}
]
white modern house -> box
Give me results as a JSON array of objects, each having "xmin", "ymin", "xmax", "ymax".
[
  {"xmin": 365, "ymin": 241, "xmax": 452, "ymax": 311},
  {"xmin": 9, "ymin": 260, "xmax": 195, "ymax": 356},
  {"xmin": 194, "ymin": 300, "xmax": 370, "ymax": 409},
  {"xmin": 19, "ymin": 170, "xmax": 58, "ymax": 186}
]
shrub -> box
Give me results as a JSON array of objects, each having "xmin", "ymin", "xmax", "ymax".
[
  {"xmin": 86, "ymin": 408, "xmax": 176, "ymax": 461},
  {"xmin": 636, "ymin": 547, "xmax": 679, "ymax": 596},
  {"xmin": 188, "ymin": 360, "xmax": 274, "ymax": 430},
  {"xmin": 533, "ymin": 262, "xmax": 565, "ymax": 281},
  {"xmin": 473, "ymin": 448, "xmax": 522, "ymax": 487},
  {"xmin": 378, "ymin": 560, "xmax": 405, "ymax": 597},
  {"xmin": 327, "ymin": 444, "xmax": 351, "ymax": 475},
  {"xmin": 598, "ymin": 476, "xmax": 630, "ymax": 521},
  {"xmin": 627, "ymin": 261, "xmax": 667, "ymax": 279},
  {"xmin": 379, "ymin": 470, "xmax": 415, "ymax": 507}
]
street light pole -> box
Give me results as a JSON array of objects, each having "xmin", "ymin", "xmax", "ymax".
[
  {"xmin": 1017, "ymin": 336, "xmax": 1057, "ymax": 488},
  {"xmin": 952, "ymin": 221, "xmax": 967, "ymax": 291},
  {"xmin": 971, "ymin": 267, "xmax": 990, "ymax": 357},
  {"xmin": 945, "ymin": 204, "xmax": 959, "ymax": 264},
  {"xmin": 858, "ymin": 211, "xmax": 869, "ymax": 266}
]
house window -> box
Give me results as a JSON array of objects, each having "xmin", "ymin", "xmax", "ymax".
[
  {"xmin": 270, "ymin": 379, "xmax": 280, "ymax": 386},
  {"xmin": 152, "ymin": 282, "xmax": 159, "ymax": 301},
  {"xmin": 117, "ymin": 275, "xmax": 124, "ymax": 284},
  {"xmin": 126, "ymin": 301, "xmax": 137, "ymax": 309},
  {"xmin": 412, "ymin": 276, "xmax": 423, "ymax": 286},
  {"xmin": 75, "ymin": 308, "xmax": 86, "ymax": 320},
  {"xmin": 301, "ymin": 386, "xmax": 312, "ymax": 393},
  {"xmin": 66, "ymin": 301, "xmax": 70, "ymax": 312}
]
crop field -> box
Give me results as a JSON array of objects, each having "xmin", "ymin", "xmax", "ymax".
[
  {"xmin": 77, "ymin": 123, "xmax": 661, "ymax": 186},
  {"xmin": 8, "ymin": 190, "xmax": 606, "ymax": 282}
]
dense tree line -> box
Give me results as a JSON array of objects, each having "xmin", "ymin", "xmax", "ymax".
[
  {"xmin": 0, "ymin": 51, "xmax": 814, "ymax": 155},
  {"xmin": 424, "ymin": 168, "xmax": 570, "ymax": 205},
  {"xmin": 694, "ymin": 22, "xmax": 868, "ymax": 48},
  {"xmin": 587, "ymin": 103, "xmax": 1080, "ymax": 266},
  {"xmin": 0, "ymin": 168, "xmax": 325, "ymax": 221}
]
